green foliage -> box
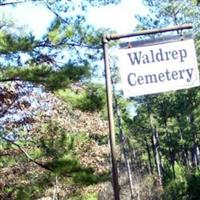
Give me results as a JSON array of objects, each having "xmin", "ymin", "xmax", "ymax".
[
  {"xmin": 0, "ymin": 155, "xmax": 16, "ymax": 167},
  {"xmin": 162, "ymin": 163, "xmax": 187, "ymax": 199},
  {"xmin": 162, "ymin": 166, "xmax": 200, "ymax": 200},
  {"xmin": 15, "ymin": 173, "xmax": 54, "ymax": 200},
  {"xmin": 0, "ymin": 118, "xmax": 107, "ymax": 199},
  {"xmin": 186, "ymin": 170, "xmax": 200, "ymax": 200},
  {"xmin": 163, "ymin": 179, "xmax": 187, "ymax": 200},
  {"xmin": 73, "ymin": 170, "xmax": 109, "ymax": 185},
  {"xmin": 57, "ymin": 83, "xmax": 106, "ymax": 111},
  {"xmin": 37, "ymin": 121, "xmax": 109, "ymax": 185},
  {"xmin": 16, "ymin": 186, "xmax": 42, "ymax": 200},
  {"xmin": 56, "ymin": 88, "xmax": 85, "ymax": 108},
  {"xmin": 39, "ymin": 122, "xmax": 78, "ymax": 158},
  {"xmin": 29, "ymin": 148, "xmax": 43, "ymax": 159},
  {"xmin": 82, "ymin": 83, "xmax": 106, "ymax": 112},
  {"xmin": 2, "ymin": 64, "xmax": 90, "ymax": 90},
  {"xmin": 43, "ymin": 155, "xmax": 82, "ymax": 175},
  {"xmin": 0, "ymin": 1, "xmax": 120, "ymax": 200},
  {"xmin": 48, "ymin": 19, "xmax": 62, "ymax": 44},
  {"xmin": 0, "ymin": 140, "xmax": 16, "ymax": 167},
  {"xmin": 0, "ymin": 31, "xmax": 33, "ymax": 54},
  {"xmin": 130, "ymin": 1, "xmax": 200, "ymax": 198}
]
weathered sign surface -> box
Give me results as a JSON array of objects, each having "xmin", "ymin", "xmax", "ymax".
[{"xmin": 117, "ymin": 39, "xmax": 200, "ymax": 97}]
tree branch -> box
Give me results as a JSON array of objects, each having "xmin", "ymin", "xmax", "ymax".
[
  {"xmin": 0, "ymin": 0, "xmax": 27, "ymax": 6},
  {"xmin": 35, "ymin": 40, "xmax": 101, "ymax": 50},
  {"xmin": 0, "ymin": 0, "xmax": 42, "ymax": 7},
  {"xmin": 46, "ymin": 3, "xmax": 69, "ymax": 24},
  {"xmin": 0, "ymin": 78, "xmax": 22, "ymax": 82},
  {"xmin": 1, "ymin": 135, "xmax": 53, "ymax": 171}
]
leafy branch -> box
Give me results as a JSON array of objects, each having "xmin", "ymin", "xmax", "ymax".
[{"xmin": 1, "ymin": 135, "xmax": 53, "ymax": 171}]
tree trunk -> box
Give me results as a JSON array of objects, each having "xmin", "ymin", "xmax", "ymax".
[
  {"xmin": 151, "ymin": 127, "xmax": 162, "ymax": 182},
  {"xmin": 114, "ymin": 94, "xmax": 135, "ymax": 199},
  {"xmin": 144, "ymin": 136, "xmax": 154, "ymax": 174},
  {"xmin": 178, "ymin": 122, "xmax": 189, "ymax": 168},
  {"xmin": 165, "ymin": 122, "xmax": 176, "ymax": 179},
  {"xmin": 189, "ymin": 113, "xmax": 199, "ymax": 167},
  {"xmin": 147, "ymin": 102, "xmax": 162, "ymax": 185}
]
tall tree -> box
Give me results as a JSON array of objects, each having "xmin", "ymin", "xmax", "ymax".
[
  {"xmin": 131, "ymin": 0, "xmax": 200, "ymax": 198},
  {"xmin": 0, "ymin": 1, "xmax": 123, "ymax": 199}
]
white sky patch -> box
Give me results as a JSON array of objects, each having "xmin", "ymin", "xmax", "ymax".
[
  {"xmin": 87, "ymin": 0, "xmax": 146, "ymax": 34},
  {"xmin": 0, "ymin": 0, "xmax": 148, "ymax": 38},
  {"xmin": 1, "ymin": 2, "xmax": 54, "ymax": 38}
]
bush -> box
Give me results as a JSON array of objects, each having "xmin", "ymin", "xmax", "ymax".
[
  {"xmin": 162, "ymin": 163, "xmax": 187, "ymax": 200},
  {"xmin": 57, "ymin": 83, "xmax": 106, "ymax": 112},
  {"xmin": 186, "ymin": 170, "xmax": 200, "ymax": 200}
]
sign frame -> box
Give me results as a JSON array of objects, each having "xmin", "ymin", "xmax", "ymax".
[
  {"xmin": 102, "ymin": 24, "xmax": 194, "ymax": 200},
  {"xmin": 117, "ymin": 38, "xmax": 199, "ymax": 97}
]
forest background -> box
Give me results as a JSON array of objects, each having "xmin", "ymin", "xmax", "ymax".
[{"xmin": 1, "ymin": 0, "xmax": 200, "ymax": 200}]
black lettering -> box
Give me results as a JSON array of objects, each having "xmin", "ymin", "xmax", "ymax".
[
  {"xmin": 126, "ymin": 47, "xmax": 188, "ymax": 65},
  {"xmin": 171, "ymin": 50, "xmax": 178, "ymax": 60},
  {"xmin": 185, "ymin": 68, "xmax": 193, "ymax": 82},
  {"xmin": 155, "ymin": 48, "xmax": 164, "ymax": 62},
  {"xmin": 178, "ymin": 69, "xmax": 185, "ymax": 79},
  {"xmin": 127, "ymin": 73, "xmax": 136, "ymax": 86},
  {"xmin": 127, "ymin": 52, "xmax": 141, "ymax": 65},
  {"xmin": 150, "ymin": 49, "xmax": 155, "ymax": 62},
  {"xmin": 179, "ymin": 49, "xmax": 187, "ymax": 62},
  {"xmin": 165, "ymin": 69, "xmax": 171, "ymax": 81},
  {"xmin": 126, "ymin": 67, "xmax": 194, "ymax": 89},
  {"xmin": 137, "ymin": 75, "xmax": 144, "ymax": 85},
  {"xmin": 144, "ymin": 74, "xmax": 158, "ymax": 84},
  {"xmin": 171, "ymin": 70, "xmax": 178, "ymax": 80},
  {"xmin": 158, "ymin": 73, "xmax": 165, "ymax": 82},
  {"xmin": 165, "ymin": 51, "xmax": 170, "ymax": 61},
  {"xmin": 142, "ymin": 54, "xmax": 150, "ymax": 64}
]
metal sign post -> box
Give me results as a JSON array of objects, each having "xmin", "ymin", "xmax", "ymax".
[
  {"xmin": 102, "ymin": 36, "xmax": 120, "ymax": 200},
  {"xmin": 102, "ymin": 24, "xmax": 193, "ymax": 200}
]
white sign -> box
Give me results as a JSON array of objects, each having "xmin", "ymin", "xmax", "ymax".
[{"xmin": 117, "ymin": 39, "xmax": 200, "ymax": 97}]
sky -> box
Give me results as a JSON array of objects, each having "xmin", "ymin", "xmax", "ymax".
[
  {"xmin": 87, "ymin": 0, "xmax": 146, "ymax": 33},
  {"xmin": 0, "ymin": 0, "xmax": 147, "ymax": 38},
  {"xmin": 0, "ymin": 2, "xmax": 54, "ymax": 38}
]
